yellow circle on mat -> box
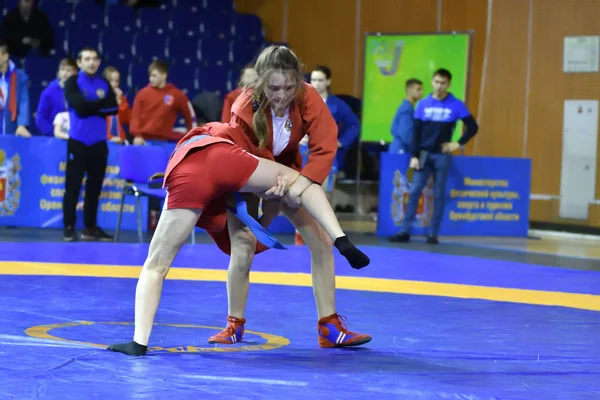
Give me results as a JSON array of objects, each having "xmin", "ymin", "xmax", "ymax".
[{"xmin": 24, "ymin": 321, "xmax": 290, "ymax": 353}]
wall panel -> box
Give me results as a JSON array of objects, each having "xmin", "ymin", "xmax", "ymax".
[
  {"xmin": 285, "ymin": 0, "xmax": 358, "ymax": 95},
  {"xmin": 472, "ymin": 0, "xmax": 529, "ymax": 159},
  {"xmin": 440, "ymin": 0, "xmax": 488, "ymax": 155},
  {"xmin": 235, "ymin": 0, "xmax": 285, "ymax": 42},
  {"xmin": 527, "ymin": 0, "xmax": 600, "ymax": 197}
]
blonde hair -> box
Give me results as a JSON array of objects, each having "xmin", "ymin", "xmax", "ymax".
[
  {"xmin": 102, "ymin": 66, "xmax": 118, "ymax": 81},
  {"xmin": 242, "ymin": 45, "xmax": 305, "ymax": 148}
]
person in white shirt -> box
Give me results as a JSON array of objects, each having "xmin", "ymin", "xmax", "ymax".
[{"xmin": 53, "ymin": 110, "xmax": 69, "ymax": 140}]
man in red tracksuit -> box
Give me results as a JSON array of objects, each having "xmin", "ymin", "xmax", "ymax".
[{"xmin": 130, "ymin": 60, "xmax": 196, "ymax": 144}]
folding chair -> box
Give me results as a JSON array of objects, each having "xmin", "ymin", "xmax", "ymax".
[{"xmin": 114, "ymin": 145, "xmax": 196, "ymax": 244}]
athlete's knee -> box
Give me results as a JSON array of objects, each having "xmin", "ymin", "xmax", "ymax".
[
  {"xmin": 311, "ymin": 235, "xmax": 333, "ymax": 255},
  {"xmin": 283, "ymin": 180, "xmax": 315, "ymax": 209},
  {"xmin": 229, "ymin": 251, "xmax": 254, "ymax": 274},
  {"xmin": 143, "ymin": 254, "xmax": 171, "ymax": 277},
  {"xmin": 144, "ymin": 236, "xmax": 178, "ymax": 276},
  {"xmin": 229, "ymin": 229, "xmax": 256, "ymax": 272},
  {"xmin": 283, "ymin": 170, "xmax": 301, "ymax": 184}
]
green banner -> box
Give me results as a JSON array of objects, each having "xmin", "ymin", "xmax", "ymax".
[{"xmin": 361, "ymin": 33, "xmax": 471, "ymax": 143}]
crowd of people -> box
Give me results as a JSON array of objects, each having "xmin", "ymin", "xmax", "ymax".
[{"xmin": 0, "ymin": 19, "xmax": 363, "ymax": 242}]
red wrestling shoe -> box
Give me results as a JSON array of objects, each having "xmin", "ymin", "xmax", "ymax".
[
  {"xmin": 317, "ymin": 314, "xmax": 371, "ymax": 348},
  {"xmin": 208, "ymin": 316, "xmax": 245, "ymax": 344},
  {"xmin": 294, "ymin": 231, "xmax": 305, "ymax": 245}
]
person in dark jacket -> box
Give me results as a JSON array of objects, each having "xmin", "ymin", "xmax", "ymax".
[
  {"xmin": 389, "ymin": 78, "xmax": 423, "ymax": 153},
  {"xmin": 62, "ymin": 47, "xmax": 118, "ymax": 242},
  {"xmin": 0, "ymin": 0, "xmax": 54, "ymax": 59}
]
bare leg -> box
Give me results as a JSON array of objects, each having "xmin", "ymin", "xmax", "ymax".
[
  {"xmin": 207, "ymin": 196, "xmax": 259, "ymax": 344},
  {"xmin": 108, "ymin": 208, "xmax": 202, "ymax": 356},
  {"xmin": 284, "ymin": 205, "xmax": 336, "ymax": 318},
  {"xmin": 241, "ymin": 159, "xmax": 342, "ymax": 242},
  {"xmin": 295, "ymin": 176, "xmax": 331, "ymax": 242},
  {"xmin": 293, "ymin": 183, "xmax": 344, "ymax": 239},
  {"xmin": 241, "ymin": 158, "xmax": 369, "ymax": 269},
  {"xmin": 226, "ymin": 195, "xmax": 259, "ymax": 319}
]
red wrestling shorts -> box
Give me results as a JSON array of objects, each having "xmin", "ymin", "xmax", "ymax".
[{"xmin": 164, "ymin": 143, "xmax": 259, "ymax": 211}]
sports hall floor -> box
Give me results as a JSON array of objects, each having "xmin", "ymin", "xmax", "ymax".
[{"xmin": 1, "ymin": 226, "xmax": 599, "ymax": 399}]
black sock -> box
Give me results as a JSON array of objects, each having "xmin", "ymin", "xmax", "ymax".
[
  {"xmin": 334, "ymin": 235, "xmax": 370, "ymax": 269},
  {"xmin": 107, "ymin": 341, "xmax": 148, "ymax": 356}
]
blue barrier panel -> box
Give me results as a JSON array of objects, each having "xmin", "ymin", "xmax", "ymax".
[
  {"xmin": 377, "ymin": 153, "xmax": 531, "ymax": 237},
  {"xmin": 0, "ymin": 136, "xmax": 148, "ymax": 231}
]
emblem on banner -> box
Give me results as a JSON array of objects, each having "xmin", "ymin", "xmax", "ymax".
[
  {"xmin": 0, "ymin": 149, "xmax": 21, "ymax": 216},
  {"xmin": 390, "ymin": 169, "xmax": 434, "ymax": 228},
  {"xmin": 371, "ymin": 39, "xmax": 404, "ymax": 76}
]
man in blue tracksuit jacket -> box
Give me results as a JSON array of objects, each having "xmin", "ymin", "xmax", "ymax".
[
  {"xmin": 390, "ymin": 68, "xmax": 479, "ymax": 244},
  {"xmin": 62, "ymin": 47, "xmax": 118, "ymax": 242},
  {"xmin": 0, "ymin": 40, "xmax": 31, "ymax": 137},
  {"xmin": 389, "ymin": 78, "xmax": 423, "ymax": 153},
  {"xmin": 35, "ymin": 58, "xmax": 78, "ymax": 136}
]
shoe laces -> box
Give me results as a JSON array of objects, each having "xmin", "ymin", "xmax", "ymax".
[
  {"xmin": 327, "ymin": 314, "xmax": 357, "ymax": 336},
  {"xmin": 219, "ymin": 320, "xmax": 241, "ymax": 337}
]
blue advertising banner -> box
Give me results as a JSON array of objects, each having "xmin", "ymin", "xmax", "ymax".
[
  {"xmin": 377, "ymin": 153, "xmax": 532, "ymax": 237},
  {"xmin": 0, "ymin": 136, "xmax": 297, "ymax": 235},
  {"xmin": 0, "ymin": 136, "xmax": 148, "ymax": 231}
]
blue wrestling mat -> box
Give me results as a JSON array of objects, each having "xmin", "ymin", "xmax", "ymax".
[{"xmin": 0, "ymin": 242, "xmax": 599, "ymax": 399}]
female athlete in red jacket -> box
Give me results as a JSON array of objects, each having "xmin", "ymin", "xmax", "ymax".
[{"xmin": 207, "ymin": 45, "xmax": 371, "ymax": 348}]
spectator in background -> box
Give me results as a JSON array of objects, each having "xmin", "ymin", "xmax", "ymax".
[
  {"xmin": 294, "ymin": 65, "xmax": 360, "ymax": 245},
  {"xmin": 0, "ymin": 40, "xmax": 31, "ymax": 137},
  {"xmin": 130, "ymin": 60, "xmax": 196, "ymax": 145},
  {"xmin": 35, "ymin": 58, "xmax": 78, "ymax": 136},
  {"xmin": 309, "ymin": 65, "xmax": 360, "ymax": 171},
  {"xmin": 389, "ymin": 78, "xmax": 423, "ymax": 153},
  {"xmin": 0, "ymin": 0, "xmax": 54, "ymax": 59},
  {"xmin": 62, "ymin": 47, "xmax": 118, "ymax": 242},
  {"xmin": 292, "ymin": 65, "xmax": 360, "ymax": 245},
  {"xmin": 52, "ymin": 108, "xmax": 69, "ymax": 140},
  {"xmin": 103, "ymin": 66, "xmax": 131, "ymax": 144},
  {"xmin": 389, "ymin": 68, "xmax": 479, "ymax": 245},
  {"xmin": 221, "ymin": 64, "xmax": 257, "ymax": 123}
]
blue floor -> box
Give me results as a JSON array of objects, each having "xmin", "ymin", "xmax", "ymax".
[{"xmin": 1, "ymin": 242, "xmax": 599, "ymax": 399}]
